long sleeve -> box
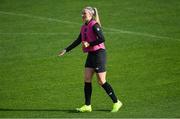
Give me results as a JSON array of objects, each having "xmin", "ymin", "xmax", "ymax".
[
  {"xmin": 65, "ymin": 33, "xmax": 81, "ymax": 52},
  {"xmin": 89, "ymin": 23, "xmax": 105, "ymax": 46}
]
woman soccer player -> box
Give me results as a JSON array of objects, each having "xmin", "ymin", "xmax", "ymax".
[{"xmin": 58, "ymin": 6, "xmax": 122, "ymax": 112}]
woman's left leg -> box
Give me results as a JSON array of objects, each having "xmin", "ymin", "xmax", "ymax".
[
  {"xmin": 96, "ymin": 72, "xmax": 118, "ymax": 103},
  {"xmin": 96, "ymin": 71, "xmax": 122, "ymax": 112}
]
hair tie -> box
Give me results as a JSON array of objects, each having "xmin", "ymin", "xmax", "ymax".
[{"xmin": 93, "ymin": 8, "xmax": 96, "ymax": 16}]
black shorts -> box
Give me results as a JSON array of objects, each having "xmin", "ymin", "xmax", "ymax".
[{"xmin": 85, "ymin": 49, "xmax": 106, "ymax": 73}]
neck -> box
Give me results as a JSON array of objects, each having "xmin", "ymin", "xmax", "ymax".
[{"xmin": 85, "ymin": 19, "xmax": 93, "ymax": 25}]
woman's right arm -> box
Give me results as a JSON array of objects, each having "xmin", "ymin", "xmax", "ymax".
[{"xmin": 58, "ymin": 34, "xmax": 81, "ymax": 56}]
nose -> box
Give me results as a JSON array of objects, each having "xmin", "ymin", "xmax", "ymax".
[{"xmin": 82, "ymin": 15, "xmax": 86, "ymax": 19}]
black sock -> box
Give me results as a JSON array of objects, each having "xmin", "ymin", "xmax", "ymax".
[
  {"xmin": 84, "ymin": 82, "xmax": 92, "ymax": 105},
  {"xmin": 102, "ymin": 82, "xmax": 118, "ymax": 103}
]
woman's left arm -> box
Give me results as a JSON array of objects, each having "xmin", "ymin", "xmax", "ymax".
[{"xmin": 89, "ymin": 23, "xmax": 105, "ymax": 46}]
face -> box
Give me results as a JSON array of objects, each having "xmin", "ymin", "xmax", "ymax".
[{"xmin": 82, "ymin": 9, "xmax": 92, "ymax": 23}]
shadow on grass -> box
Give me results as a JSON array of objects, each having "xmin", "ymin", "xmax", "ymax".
[
  {"xmin": 0, "ymin": 108, "xmax": 78, "ymax": 113},
  {"xmin": 0, "ymin": 108, "xmax": 110, "ymax": 113}
]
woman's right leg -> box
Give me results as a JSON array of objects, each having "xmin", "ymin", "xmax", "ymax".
[
  {"xmin": 84, "ymin": 67, "xmax": 94, "ymax": 105},
  {"xmin": 76, "ymin": 67, "xmax": 94, "ymax": 112}
]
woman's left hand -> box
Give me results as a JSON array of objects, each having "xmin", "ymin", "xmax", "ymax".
[{"xmin": 82, "ymin": 41, "xmax": 90, "ymax": 48}]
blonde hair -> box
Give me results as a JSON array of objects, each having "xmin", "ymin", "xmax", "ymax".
[
  {"xmin": 83, "ymin": 7, "xmax": 101, "ymax": 26},
  {"xmin": 93, "ymin": 7, "xmax": 101, "ymax": 26}
]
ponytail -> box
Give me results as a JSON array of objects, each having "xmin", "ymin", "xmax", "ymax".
[{"xmin": 93, "ymin": 8, "xmax": 101, "ymax": 27}]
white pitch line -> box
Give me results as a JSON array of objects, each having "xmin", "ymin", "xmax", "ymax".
[
  {"xmin": 105, "ymin": 29, "xmax": 180, "ymax": 41},
  {"xmin": 0, "ymin": 32, "xmax": 71, "ymax": 35},
  {"xmin": 0, "ymin": 10, "xmax": 179, "ymax": 41},
  {"xmin": 0, "ymin": 11, "xmax": 80, "ymax": 25},
  {"xmin": 104, "ymin": 30, "xmax": 180, "ymax": 41}
]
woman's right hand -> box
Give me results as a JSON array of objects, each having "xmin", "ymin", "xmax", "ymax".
[
  {"xmin": 82, "ymin": 41, "xmax": 90, "ymax": 48},
  {"xmin": 58, "ymin": 49, "xmax": 66, "ymax": 56}
]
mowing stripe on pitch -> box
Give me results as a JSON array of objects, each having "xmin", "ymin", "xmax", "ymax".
[{"xmin": 0, "ymin": 10, "xmax": 179, "ymax": 41}]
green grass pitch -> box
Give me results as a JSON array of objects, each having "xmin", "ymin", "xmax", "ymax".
[{"xmin": 0, "ymin": 0, "xmax": 180, "ymax": 118}]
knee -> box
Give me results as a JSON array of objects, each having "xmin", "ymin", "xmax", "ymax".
[
  {"xmin": 98, "ymin": 80, "xmax": 106, "ymax": 86},
  {"xmin": 84, "ymin": 76, "xmax": 91, "ymax": 83}
]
